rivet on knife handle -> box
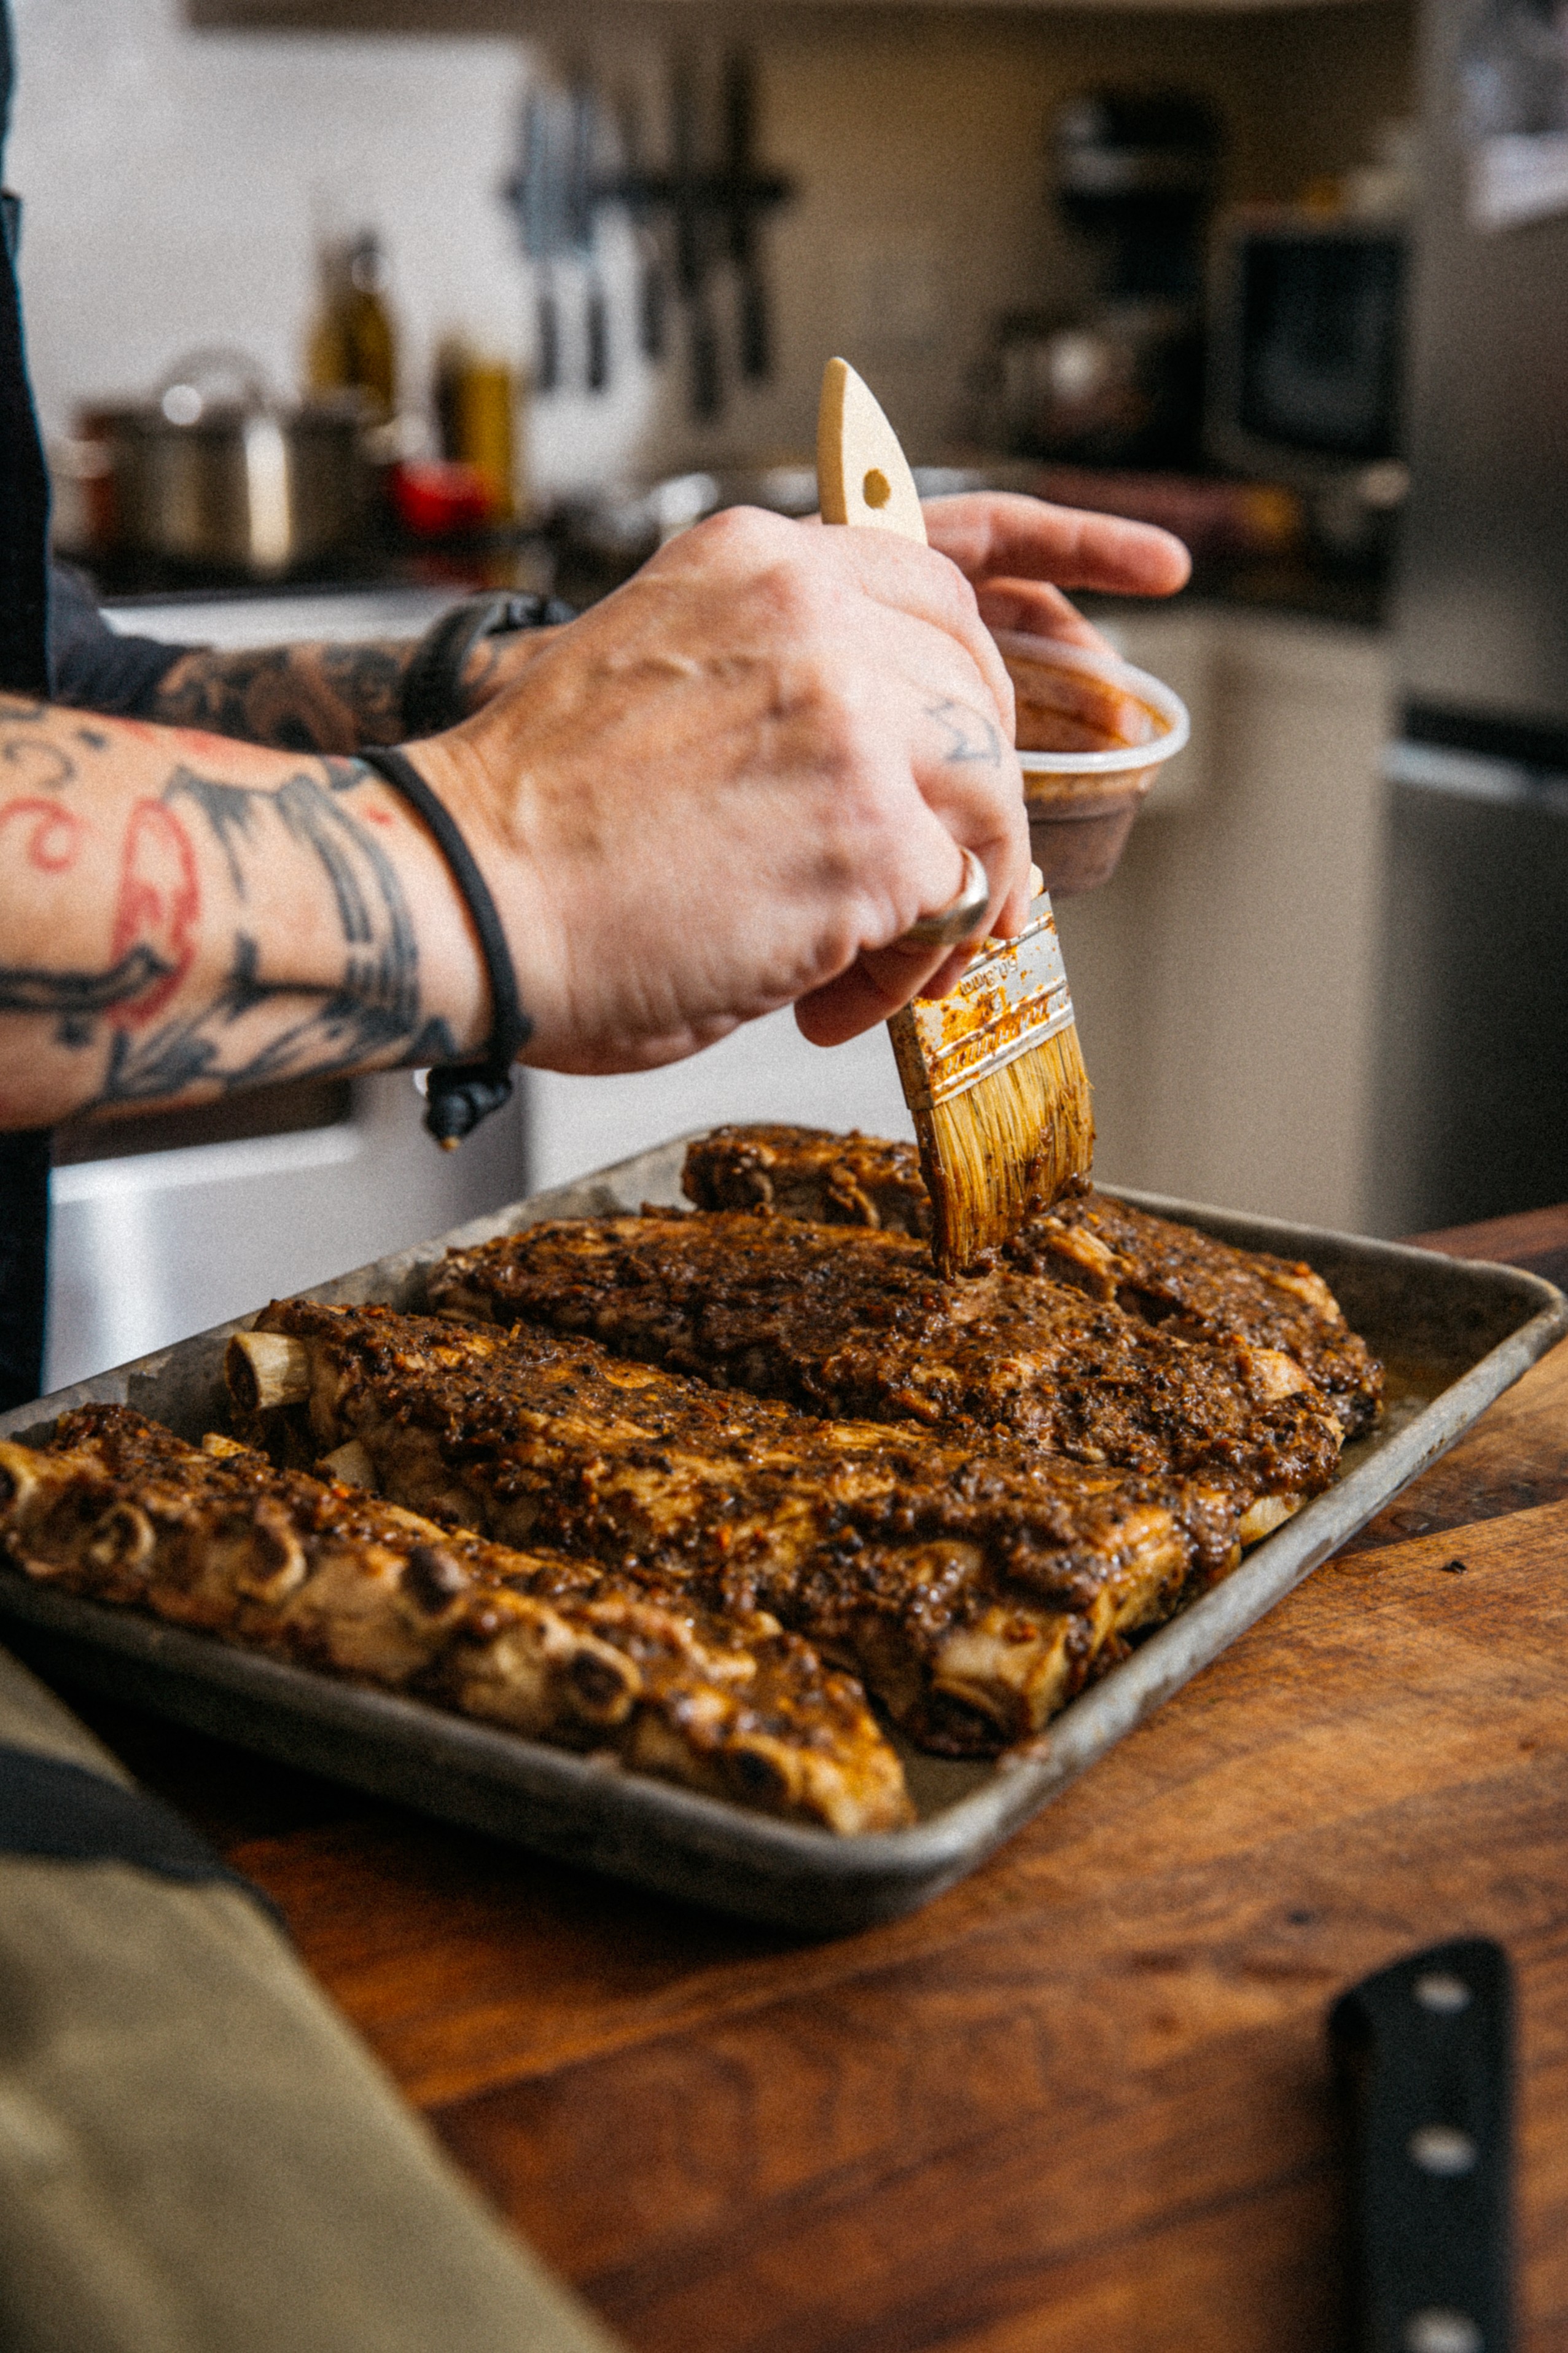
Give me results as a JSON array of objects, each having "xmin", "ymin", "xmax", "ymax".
[{"xmin": 1330, "ymin": 1937, "xmax": 1513, "ymax": 2353}]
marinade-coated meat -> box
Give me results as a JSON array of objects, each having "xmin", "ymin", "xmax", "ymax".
[
  {"xmin": 234, "ymin": 1298, "xmax": 1246, "ymax": 1753},
  {"xmin": 431, "ymin": 1210, "xmax": 1344, "ymax": 1516},
  {"xmin": 1009, "ymin": 1189, "xmax": 1381, "ymax": 1437},
  {"xmin": 0, "ymin": 1403, "xmax": 911, "ymax": 1832},
  {"xmin": 681, "ymin": 1124, "xmax": 1381, "ymax": 1436},
  {"xmin": 685, "ymin": 1125, "xmax": 938, "ymax": 1236}
]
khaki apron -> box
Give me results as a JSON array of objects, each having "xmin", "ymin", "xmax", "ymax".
[{"xmin": 0, "ymin": 1645, "xmax": 622, "ymax": 2353}]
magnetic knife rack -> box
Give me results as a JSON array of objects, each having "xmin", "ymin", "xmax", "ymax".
[{"xmin": 502, "ymin": 54, "xmax": 794, "ymax": 420}]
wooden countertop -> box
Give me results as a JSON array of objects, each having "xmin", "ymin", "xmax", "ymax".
[{"xmin": 41, "ymin": 1205, "xmax": 1568, "ymax": 2353}]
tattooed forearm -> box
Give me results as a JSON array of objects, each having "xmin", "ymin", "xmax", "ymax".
[
  {"xmin": 149, "ymin": 641, "xmax": 414, "ymax": 754},
  {"xmin": 147, "ymin": 621, "xmax": 565, "ymax": 756},
  {"xmin": 98, "ymin": 759, "xmax": 443, "ymax": 1106},
  {"xmin": 0, "ymin": 694, "xmax": 473, "ymax": 1126}
]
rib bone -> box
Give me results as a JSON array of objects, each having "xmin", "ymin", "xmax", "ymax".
[
  {"xmin": 233, "ymin": 1297, "xmax": 1244, "ymax": 1753},
  {"xmin": 0, "ymin": 1403, "xmax": 911, "ymax": 1834},
  {"xmin": 226, "ymin": 1330, "xmax": 312, "ymax": 1413}
]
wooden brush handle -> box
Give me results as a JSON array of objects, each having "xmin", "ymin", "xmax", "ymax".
[
  {"xmin": 817, "ymin": 357, "xmax": 990, "ymax": 955},
  {"xmin": 816, "ymin": 358, "xmax": 927, "ymax": 544}
]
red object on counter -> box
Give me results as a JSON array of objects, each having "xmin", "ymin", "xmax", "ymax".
[{"xmin": 388, "ymin": 459, "xmax": 495, "ymax": 539}]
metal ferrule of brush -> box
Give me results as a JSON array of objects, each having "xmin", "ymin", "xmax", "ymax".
[{"xmin": 889, "ymin": 900, "xmax": 1075, "ymax": 1113}]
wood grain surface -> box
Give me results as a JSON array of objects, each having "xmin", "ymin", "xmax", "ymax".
[{"xmin": 35, "ymin": 1205, "xmax": 1568, "ymax": 2353}]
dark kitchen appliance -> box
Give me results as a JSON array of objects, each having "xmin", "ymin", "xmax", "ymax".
[
  {"xmin": 1366, "ymin": 0, "xmax": 1568, "ymax": 1235},
  {"xmin": 1206, "ymin": 206, "xmax": 1410, "ymax": 566},
  {"xmin": 999, "ymin": 92, "xmax": 1221, "ymax": 468}
]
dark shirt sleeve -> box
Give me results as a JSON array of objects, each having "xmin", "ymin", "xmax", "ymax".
[{"xmin": 46, "ymin": 560, "xmax": 199, "ymax": 717}]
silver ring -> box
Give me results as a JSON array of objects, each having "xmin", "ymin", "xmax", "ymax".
[{"xmin": 897, "ymin": 847, "xmax": 992, "ymax": 950}]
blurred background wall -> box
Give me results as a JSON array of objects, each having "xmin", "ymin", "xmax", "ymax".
[{"xmin": 10, "ymin": 0, "xmax": 1414, "ymax": 497}]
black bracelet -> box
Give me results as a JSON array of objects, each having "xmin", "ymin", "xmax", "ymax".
[
  {"xmin": 399, "ymin": 590, "xmax": 574, "ymax": 740},
  {"xmin": 356, "ymin": 746, "xmax": 532, "ymax": 1149}
]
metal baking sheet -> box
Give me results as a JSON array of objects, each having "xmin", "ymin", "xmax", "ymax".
[{"xmin": 2, "ymin": 1136, "xmax": 1564, "ymax": 1935}]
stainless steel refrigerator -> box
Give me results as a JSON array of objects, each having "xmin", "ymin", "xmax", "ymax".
[{"xmin": 1368, "ymin": 0, "xmax": 1568, "ymax": 1235}]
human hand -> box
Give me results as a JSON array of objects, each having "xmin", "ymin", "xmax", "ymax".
[
  {"xmin": 920, "ymin": 491, "xmax": 1190, "ymax": 656},
  {"xmin": 409, "ymin": 506, "xmax": 1031, "ymax": 1073}
]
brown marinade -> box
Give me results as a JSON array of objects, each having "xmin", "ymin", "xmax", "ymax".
[
  {"xmin": 680, "ymin": 1125, "xmax": 1382, "ymax": 1437},
  {"xmin": 431, "ymin": 1208, "xmax": 1346, "ymax": 1506},
  {"xmin": 0, "ymin": 1401, "xmax": 912, "ymax": 1833},
  {"xmin": 236, "ymin": 1297, "xmax": 1246, "ymax": 1754}
]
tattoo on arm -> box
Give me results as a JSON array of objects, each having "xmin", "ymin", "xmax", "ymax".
[
  {"xmin": 0, "ymin": 946, "xmax": 174, "ymax": 1027},
  {"xmin": 926, "ymin": 699, "xmax": 1004, "ymax": 769},
  {"xmin": 149, "ymin": 641, "xmax": 415, "ymax": 755},
  {"xmin": 0, "ymin": 711, "xmax": 456, "ymax": 1111}
]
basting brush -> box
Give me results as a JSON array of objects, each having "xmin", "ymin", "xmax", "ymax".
[{"xmin": 816, "ymin": 356, "xmax": 1095, "ymax": 1276}]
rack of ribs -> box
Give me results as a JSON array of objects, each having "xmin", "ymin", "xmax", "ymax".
[
  {"xmin": 0, "ymin": 1403, "xmax": 912, "ymax": 1833},
  {"xmin": 680, "ymin": 1124, "xmax": 1381, "ymax": 1437},
  {"xmin": 226, "ymin": 1299, "xmax": 1246, "ymax": 1755},
  {"xmin": 429, "ymin": 1210, "xmax": 1346, "ymax": 1530}
]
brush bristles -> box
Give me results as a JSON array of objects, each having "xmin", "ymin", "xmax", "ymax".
[{"xmin": 915, "ymin": 1022, "xmax": 1094, "ymax": 1277}]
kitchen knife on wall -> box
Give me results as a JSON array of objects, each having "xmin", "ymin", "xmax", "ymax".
[
  {"xmin": 724, "ymin": 52, "xmax": 770, "ymax": 382},
  {"xmin": 1330, "ymin": 1937, "xmax": 1513, "ymax": 2353},
  {"xmin": 619, "ymin": 79, "xmax": 668, "ymax": 364},
  {"xmin": 513, "ymin": 85, "xmax": 563, "ymax": 396},
  {"xmin": 673, "ymin": 52, "xmax": 721, "ymax": 422},
  {"xmin": 569, "ymin": 76, "xmax": 610, "ymax": 394}
]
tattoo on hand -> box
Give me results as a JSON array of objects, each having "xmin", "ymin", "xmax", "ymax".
[
  {"xmin": 2, "ymin": 734, "xmax": 77, "ymax": 792},
  {"xmin": 926, "ymin": 699, "xmax": 1003, "ymax": 769}
]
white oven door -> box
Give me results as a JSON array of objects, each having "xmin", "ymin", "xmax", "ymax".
[{"xmin": 48, "ymin": 1070, "xmax": 525, "ymax": 1392}]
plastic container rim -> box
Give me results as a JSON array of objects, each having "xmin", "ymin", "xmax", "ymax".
[{"xmin": 996, "ymin": 626, "xmax": 1192, "ymax": 777}]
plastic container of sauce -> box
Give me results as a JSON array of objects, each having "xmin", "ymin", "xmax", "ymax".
[{"xmin": 995, "ymin": 628, "xmax": 1190, "ymax": 895}]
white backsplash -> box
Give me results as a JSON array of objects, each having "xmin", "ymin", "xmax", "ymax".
[{"xmin": 8, "ymin": 0, "xmax": 663, "ymax": 497}]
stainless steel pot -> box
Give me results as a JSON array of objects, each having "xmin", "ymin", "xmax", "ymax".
[{"xmin": 93, "ymin": 351, "xmax": 369, "ymax": 576}]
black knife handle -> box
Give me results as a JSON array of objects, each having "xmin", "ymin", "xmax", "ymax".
[
  {"xmin": 586, "ymin": 281, "xmax": 609, "ymax": 393},
  {"xmin": 739, "ymin": 268, "xmax": 770, "ymax": 380},
  {"xmin": 639, "ymin": 247, "xmax": 667, "ymax": 361},
  {"xmin": 1330, "ymin": 1937, "xmax": 1513, "ymax": 2353},
  {"xmin": 536, "ymin": 283, "xmax": 560, "ymax": 396},
  {"xmin": 688, "ymin": 295, "xmax": 721, "ymax": 422}
]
